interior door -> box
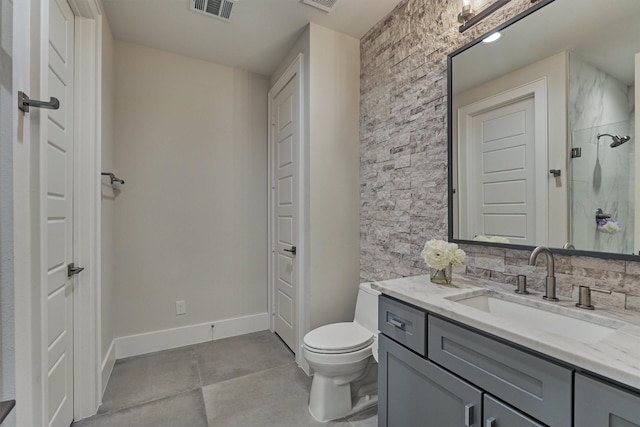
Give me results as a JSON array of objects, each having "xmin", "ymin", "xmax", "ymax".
[
  {"xmin": 468, "ymin": 96, "xmax": 536, "ymax": 244},
  {"xmin": 46, "ymin": 0, "xmax": 75, "ymax": 425},
  {"xmin": 271, "ymin": 74, "xmax": 299, "ymax": 352}
]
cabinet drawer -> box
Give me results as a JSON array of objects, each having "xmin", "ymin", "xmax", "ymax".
[
  {"xmin": 428, "ymin": 315, "xmax": 572, "ymax": 427},
  {"xmin": 379, "ymin": 296, "xmax": 426, "ymax": 355},
  {"xmin": 484, "ymin": 395, "xmax": 544, "ymax": 427},
  {"xmin": 575, "ymin": 373, "xmax": 640, "ymax": 426}
]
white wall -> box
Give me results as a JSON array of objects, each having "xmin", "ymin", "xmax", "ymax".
[
  {"xmin": 270, "ymin": 24, "xmax": 361, "ymax": 338},
  {"xmin": 0, "ymin": 0, "xmax": 15, "ymax": 425},
  {"xmin": 113, "ymin": 42, "xmax": 269, "ymax": 339},
  {"xmin": 307, "ymin": 24, "xmax": 361, "ymax": 329},
  {"xmin": 100, "ymin": 17, "xmax": 116, "ymax": 386}
]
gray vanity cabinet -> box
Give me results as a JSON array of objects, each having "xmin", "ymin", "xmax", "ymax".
[
  {"xmin": 575, "ymin": 373, "xmax": 640, "ymax": 426},
  {"xmin": 378, "ymin": 334, "xmax": 482, "ymax": 427}
]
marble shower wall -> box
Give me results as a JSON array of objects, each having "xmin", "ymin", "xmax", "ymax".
[
  {"xmin": 571, "ymin": 121, "xmax": 635, "ymax": 254},
  {"xmin": 359, "ymin": 0, "xmax": 640, "ymax": 312},
  {"xmin": 568, "ymin": 53, "xmax": 636, "ymax": 254}
]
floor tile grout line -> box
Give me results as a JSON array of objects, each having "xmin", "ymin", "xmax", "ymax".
[
  {"xmin": 82, "ymin": 387, "xmax": 204, "ymax": 422},
  {"xmin": 193, "ymin": 347, "xmax": 205, "ymax": 388},
  {"xmin": 197, "ymin": 387, "xmax": 211, "ymax": 427},
  {"xmin": 199, "ymin": 360, "xmax": 298, "ymax": 390}
]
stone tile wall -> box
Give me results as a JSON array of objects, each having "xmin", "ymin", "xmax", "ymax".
[{"xmin": 359, "ymin": 0, "xmax": 640, "ymax": 311}]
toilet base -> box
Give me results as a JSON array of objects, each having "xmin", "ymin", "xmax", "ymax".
[{"xmin": 308, "ymin": 360, "xmax": 378, "ymax": 422}]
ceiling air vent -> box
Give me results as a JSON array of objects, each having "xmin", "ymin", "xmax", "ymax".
[
  {"xmin": 189, "ymin": 0, "xmax": 238, "ymax": 22},
  {"xmin": 301, "ymin": 0, "xmax": 340, "ymax": 13}
]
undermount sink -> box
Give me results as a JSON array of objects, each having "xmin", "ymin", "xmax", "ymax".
[{"xmin": 447, "ymin": 291, "xmax": 625, "ymax": 344}]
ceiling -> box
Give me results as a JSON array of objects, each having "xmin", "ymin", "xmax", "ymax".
[{"xmin": 101, "ymin": 0, "xmax": 404, "ymax": 76}]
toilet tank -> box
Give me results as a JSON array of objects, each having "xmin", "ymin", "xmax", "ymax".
[{"xmin": 354, "ymin": 282, "xmax": 381, "ymax": 334}]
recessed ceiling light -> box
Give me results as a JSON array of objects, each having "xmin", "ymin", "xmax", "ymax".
[{"xmin": 482, "ymin": 32, "xmax": 501, "ymax": 43}]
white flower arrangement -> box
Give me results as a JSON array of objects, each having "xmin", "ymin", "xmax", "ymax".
[{"xmin": 421, "ymin": 239, "xmax": 466, "ymax": 270}]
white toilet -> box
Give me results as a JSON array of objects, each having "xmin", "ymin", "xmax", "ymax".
[{"xmin": 303, "ymin": 282, "xmax": 380, "ymax": 422}]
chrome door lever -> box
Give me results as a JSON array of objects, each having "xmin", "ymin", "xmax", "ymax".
[
  {"xmin": 283, "ymin": 246, "xmax": 297, "ymax": 255},
  {"xmin": 68, "ymin": 263, "xmax": 85, "ymax": 277},
  {"xmin": 18, "ymin": 91, "xmax": 60, "ymax": 113}
]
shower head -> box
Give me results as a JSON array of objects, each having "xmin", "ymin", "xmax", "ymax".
[{"xmin": 597, "ymin": 133, "xmax": 632, "ymax": 148}]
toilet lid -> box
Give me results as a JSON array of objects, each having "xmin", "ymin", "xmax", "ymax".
[{"xmin": 303, "ymin": 322, "xmax": 374, "ymax": 353}]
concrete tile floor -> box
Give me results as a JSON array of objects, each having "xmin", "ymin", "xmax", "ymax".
[{"xmin": 73, "ymin": 331, "xmax": 378, "ymax": 427}]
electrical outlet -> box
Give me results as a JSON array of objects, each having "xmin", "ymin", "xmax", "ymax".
[{"xmin": 175, "ymin": 300, "xmax": 186, "ymax": 315}]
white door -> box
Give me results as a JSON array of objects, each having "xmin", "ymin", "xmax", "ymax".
[
  {"xmin": 271, "ymin": 74, "xmax": 299, "ymax": 352},
  {"xmin": 468, "ymin": 97, "xmax": 536, "ymax": 244},
  {"xmin": 45, "ymin": 0, "xmax": 75, "ymax": 425}
]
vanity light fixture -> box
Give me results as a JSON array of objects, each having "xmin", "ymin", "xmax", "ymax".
[
  {"xmin": 458, "ymin": 0, "xmax": 511, "ymax": 32},
  {"xmin": 457, "ymin": 0, "xmax": 476, "ymax": 25},
  {"xmin": 482, "ymin": 32, "xmax": 501, "ymax": 43}
]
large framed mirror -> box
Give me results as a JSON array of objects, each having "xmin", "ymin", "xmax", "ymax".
[{"xmin": 448, "ymin": 0, "xmax": 640, "ymax": 259}]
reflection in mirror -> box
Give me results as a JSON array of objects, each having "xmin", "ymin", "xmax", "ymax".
[{"xmin": 449, "ymin": 0, "xmax": 639, "ymax": 256}]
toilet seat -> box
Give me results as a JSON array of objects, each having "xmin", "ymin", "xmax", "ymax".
[{"xmin": 303, "ymin": 322, "xmax": 373, "ymax": 354}]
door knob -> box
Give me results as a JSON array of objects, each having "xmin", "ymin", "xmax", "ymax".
[{"xmin": 284, "ymin": 246, "xmax": 297, "ymax": 255}]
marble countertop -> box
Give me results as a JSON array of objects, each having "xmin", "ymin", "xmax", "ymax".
[{"xmin": 372, "ymin": 274, "xmax": 640, "ymax": 390}]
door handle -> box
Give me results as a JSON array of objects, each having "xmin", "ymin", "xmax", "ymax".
[
  {"xmin": 485, "ymin": 417, "xmax": 496, "ymax": 427},
  {"xmin": 464, "ymin": 403, "xmax": 475, "ymax": 426},
  {"xmin": 18, "ymin": 91, "xmax": 60, "ymax": 112},
  {"xmin": 68, "ymin": 263, "xmax": 85, "ymax": 277},
  {"xmin": 283, "ymin": 246, "xmax": 297, "ymax": 255}
]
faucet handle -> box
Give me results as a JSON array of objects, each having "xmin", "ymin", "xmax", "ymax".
[
  {"xmin": 575, "ymin": 286, "xmax": 595, "ymax": 310},
  {"xmin": 515, "ymin": 275, "xmax": 529, "ymax": 295}
]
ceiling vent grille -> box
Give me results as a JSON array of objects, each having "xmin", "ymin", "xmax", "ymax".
[
  {"xmin": 189, "ymin": 0, "xmax": 238, "ymax": 22},
  {"xmin": 301, "ymin": 0, "xmax": 340, "ymax": 13}
]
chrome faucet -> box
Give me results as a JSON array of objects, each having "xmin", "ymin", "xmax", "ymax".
[{"xmin": 528, "ymin": 246, "xmax": 559, "ymax": 301}]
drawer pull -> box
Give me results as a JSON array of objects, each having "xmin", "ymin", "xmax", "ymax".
[
  {"xmin": 464, "ymin": 403, "xmax": 475, "ymax": 426},
  {"xmin": 486, "ymin": 417, "xmax": 496, "ymax": 427},
  {"xmin": 389, "ymin": 318, "xmax": 406, "ymax": 329}
]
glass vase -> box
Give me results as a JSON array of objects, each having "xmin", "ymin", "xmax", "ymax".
[{"xmin": 430, "ymin": 264, "xmax": 453, "ymax": 285}]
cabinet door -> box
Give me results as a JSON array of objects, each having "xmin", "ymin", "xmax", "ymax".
[
  {"xmin": 484, "ymin": 395, "xmax": 544, "ymax": 427},
  {"xmin": 379, "ymin": 334, "xmax": 482, "ymax": 427},
  {"xmin": 575, "ymin": 373, "xmax": 640, "ymax": 426}
]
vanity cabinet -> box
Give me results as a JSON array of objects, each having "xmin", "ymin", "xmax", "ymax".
[
  {"xmin": 575, "ymin": 373, "xmax": 640, "ymax": 426},
  {"xmin": 378, "ymin": 296, "xmax": 569, "ymax": 427},
  {"xmin": 378, "ymin": 334, "xmax": 482, "ymax": 427}
]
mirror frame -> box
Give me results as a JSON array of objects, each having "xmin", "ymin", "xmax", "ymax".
[{"xmin": 446, "ymin": 0, "xmax": 640, "ymax": 261}]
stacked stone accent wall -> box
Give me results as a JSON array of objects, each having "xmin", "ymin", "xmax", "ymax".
[{"xmin": 359, "ymin": 0, "xmax": 640, "ymax": 311}]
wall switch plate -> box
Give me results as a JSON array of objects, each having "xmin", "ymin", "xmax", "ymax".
[{"xmin": 175, "ymin": 300, "xmax": 186, "ymax": 315}]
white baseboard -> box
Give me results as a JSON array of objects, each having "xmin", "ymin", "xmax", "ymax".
[
  {"xmin": 101, "ymin": 339, "xmax": 117, "ymax": 394},
  {"xmin": 114, "ymin": 312, "xmax": 270, "ymax": 360}
]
